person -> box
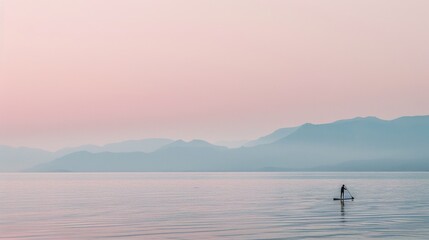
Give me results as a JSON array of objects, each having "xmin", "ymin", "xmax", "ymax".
[{"xmin": 340, "ymin": 184, "xmax": 347, "ymax": 199}]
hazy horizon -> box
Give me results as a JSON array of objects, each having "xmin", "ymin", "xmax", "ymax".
[
  {"xmin": 1, "ymin": 0, "xmax": 428, "ymax": 150},
  {"xmin": 0, "ymin": 114, "xmax": 426, "ymax": 151}
]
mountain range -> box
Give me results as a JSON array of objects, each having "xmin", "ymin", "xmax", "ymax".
[{"xmin": 1, "ymin": 115, "xmax": 428, "ymax": 172}]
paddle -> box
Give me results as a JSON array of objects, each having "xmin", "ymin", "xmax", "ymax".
[{"xmin": 346, "ymin": 188, "xmax": 354, "ymax": 199}]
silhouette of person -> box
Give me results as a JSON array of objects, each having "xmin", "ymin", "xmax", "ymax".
[{"xmin": 341, "ymin": 184, "xmax": 347, "ymax": 199}]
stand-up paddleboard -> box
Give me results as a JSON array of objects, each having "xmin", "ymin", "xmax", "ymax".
[
  {"xmin": 333, "ymin": 197, "xmax": 354, "ymax": 201},
  {"xmin": 333, "ymin": 186, "xmax": 355, "ymax": 200}
]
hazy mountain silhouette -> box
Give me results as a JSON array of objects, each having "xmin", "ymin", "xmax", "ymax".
[
  {"xmin": 237, "ymin": 116, "xmax": 429, "ymax": 169},
  {"xmin": 102, "ymin": 138, "xmax": 174, "ymax": 153},
  {"xmin": 32, "ymin": 115, "xmax": 429, "ymax": 172},
  {"xmin": 244, "ymin": 127, "xmax": 299, "ymax": 147},
  {"xmin": 214, "ymin": 140, "xmax": 248, "ymax": 148},
  {"xmin": 32, "ymin": 140, "xmax": 229, "ymax": 172},
  {"xmin": 54, "ymin": 138, "xmax": 174, "ymax": 157},
  {"xmin": 275, "ymin": 116, "xmax": 429, "ymax": 159},
  {"xmin": 0, "ymin": 138, "xmax": 174, "ymax": 171},
  {"xmin": 54, "ymin": 144, "xmax": 104, "ymax": 158},
  {"xmin": 161, "ymin": 139, "xmax": 227, "ymax": 150},
  {"xmin": 0, "ymin": 146, "xmax": 54, "ymax": 172}
]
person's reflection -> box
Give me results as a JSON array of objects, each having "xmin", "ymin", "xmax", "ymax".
[{"xmin": 340, "ymin": 200, "xmax": 346, "ymax": 223}]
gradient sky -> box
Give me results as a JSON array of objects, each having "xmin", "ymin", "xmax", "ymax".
[{"xmin": 1, "ymin": 0, "xmax": 428, "ymax": 150}]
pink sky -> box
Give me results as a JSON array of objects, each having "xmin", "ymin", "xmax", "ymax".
[{"xmin": 1, "ymin": 0, "xmax": 428, "ymax": 150}]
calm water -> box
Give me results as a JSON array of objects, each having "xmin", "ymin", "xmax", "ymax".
[{"xmin": 0, "ymin": 172, "xmax": 429, "ymax": 239}]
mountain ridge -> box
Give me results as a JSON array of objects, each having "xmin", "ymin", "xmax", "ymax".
[{"xmin": 30, "ymin": 115, "xmax": 429, "ymax": 172}]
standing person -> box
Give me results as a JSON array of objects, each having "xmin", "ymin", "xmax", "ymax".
[{"xmin": 341, "ymin": 184, "xmax": 347, "ymax": 199}]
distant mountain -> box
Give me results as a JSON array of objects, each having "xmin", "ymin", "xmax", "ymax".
[
  {"xmin": 0, "ymin": 146, "xmax": 54, "ymax": 172},
  {"xmin": 214, "ymin": 140, "xmax": 248, "ymax": 148},
  {"xmin": 276, "ymin": 116, "xmax": 429, "ymax": 153},
  {"xmin": 244, "ymin": 127, "xmax": 299, "ymax": 147},
  {"xmin": 0, "ymin": 138, "xmax": 174, "ymax": 172},
  {"xmin": 250, "ymin": 115, "xmax": 429, "ymax": 169},
  {"xmin": 102, "ymin": 138, "xmax": 174, "ymax": 153},
  {"xmin": 54, "ymin": 144, "xmax": 104, "ymax": 158},
  {"xmin": 32, "ymin": 140, "xmax": 229, "ymax": 172},
  {"xmin": 55, "ymin": 138, "xmax": 174, "ymax": 157},
  {"xmin": 161, "ymin": 139, "xmax": 227, "ymax": 150},
  {"xmin": 30, "ymin": 115, "xmax": 429, "ymax": 172}
]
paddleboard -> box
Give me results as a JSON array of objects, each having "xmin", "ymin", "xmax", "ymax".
[{"xmin": 333, "ymin": 197, "xmax": 354, "ymax": 201}]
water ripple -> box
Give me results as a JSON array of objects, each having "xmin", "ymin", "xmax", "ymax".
[{"xmin": 0, "ymin": 172, "xmax": 428, "ymax": 239}]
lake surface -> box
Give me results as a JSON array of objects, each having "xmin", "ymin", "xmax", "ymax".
[{"xmin": 0, "ymin": 172, "xmax": 429, "ymax": 239}]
